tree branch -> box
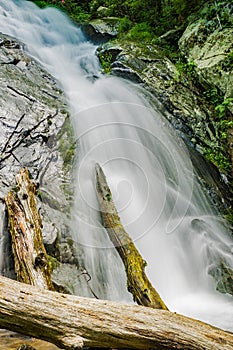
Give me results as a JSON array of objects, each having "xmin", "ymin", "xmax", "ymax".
[{"xmin": 95, "ymin": 163, "xmax": 168, "ymax": 310}]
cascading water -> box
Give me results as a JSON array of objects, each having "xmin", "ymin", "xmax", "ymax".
[{"xmin": 0, "ymin": 0, "xmax": 233, "ymax": 331}]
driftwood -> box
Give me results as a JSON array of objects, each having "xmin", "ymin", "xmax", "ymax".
[
  {"xmin": 0, "ymin": 275, "xmax": 233, "ymax": 349},
  {"xmin": 5, "ymin": 168, "xmax": 53, "ymax": 290},
  {"xmin": 95, "ymin": 163, "xmax": 167, "ymax": 310},
  {"xmin": 1, "ymin": 166, "xmax": 233, "ymax": 350}
]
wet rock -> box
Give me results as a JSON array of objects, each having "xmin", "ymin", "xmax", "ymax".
[
  {"xmin": 0, "ymin": 34, "xmax": 78, "ymax": 291},
  {"xmin": 98, "ymin": 40, "xmax": 217, "ymax": 152},
  {"xmin": 96, "ymin": 6, "xmax": 112, "ymax": 18},
  {"xmin": 209, "ymin": 260, "xmax": 233, "ymax": 296},
  {"xmin": 82, "ymin": 18, "xmax": 120, "ymax": 43},
  {"xmin": 52, "ymin": 263, "xmax": 95, "ymax": 297}
]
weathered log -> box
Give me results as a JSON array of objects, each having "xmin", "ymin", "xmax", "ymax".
[
  {"xmin": 5, "ymin": 168, "xmax": 53, "ymax": 290},
  {"xmin": 95, "ymin": 163, "xmax": 167, "ymax": 310},
  {"xmin": 0, "ymin": 275, "xmax": 232, "ymax": 350}
]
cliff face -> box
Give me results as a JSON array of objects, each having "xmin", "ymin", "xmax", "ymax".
[
  {"xmin": 178, "ymin": 16, "xmax": 233, "ymax": 174},
  {"xmin": 0, "ymin": 34, "xmax": 81, "ymax": 293}
]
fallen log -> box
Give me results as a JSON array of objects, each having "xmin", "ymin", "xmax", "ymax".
[
  {"xmin": 0, "ymin": 275, "xmax": 232, "ymax": 350},
  {"xmin": 95, "ymin": 163, "xmax": 167, "ymax": 310},
  {"xmin": 5, "ymin": 168, "xmax": 53, "ymax": 290}
]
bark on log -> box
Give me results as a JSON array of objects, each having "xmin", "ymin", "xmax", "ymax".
[
  {"xmin": 95, "ymin": 163, "xmax": 167, "ymax": 310},
  {"xmin": 0, "ymin": 275, "xmax": 232, "ymax": 350},
  {"xmin": 5, "ymin": 168, "xmax": 54, "ymax": 290}
]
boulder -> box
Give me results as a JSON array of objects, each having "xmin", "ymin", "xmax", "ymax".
[
  {"xmin": 179, "ymin": 22, "xmax": 233, "ymax": 106},
  {"xmin": 82, "ymin": 17, "xmax": 120, "ymax": 43}
]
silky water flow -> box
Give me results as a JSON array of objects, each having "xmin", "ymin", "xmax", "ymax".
[{"xmin": 0, "ymin": 0, "xmax": 233, "ymax": 331}]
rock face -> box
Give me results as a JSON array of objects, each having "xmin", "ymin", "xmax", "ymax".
[
  {"xmin": 178, "ymin": 14, "xmax": 233, "ymax": 172},
  {"xmin": 0, "ymin": 34, "xmax": 79, "ymax": 291},
  {"xmin": 82, "ymin": 17, "xmax": 120, "ymax": 43},
  {"xmin": 179, "ymin": 19, "xmax": 233, "ymax": 105}
]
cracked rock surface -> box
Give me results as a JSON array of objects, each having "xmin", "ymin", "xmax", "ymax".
[{"xmin": 0, "ymin": 34, "xmax": 80, "ymax": 291}]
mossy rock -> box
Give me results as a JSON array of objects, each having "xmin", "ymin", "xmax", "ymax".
[{"xmin": 209, "ymin": 260, "xmax": 233, "ymax": 296}]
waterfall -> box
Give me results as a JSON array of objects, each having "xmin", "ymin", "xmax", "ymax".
[{"xmin": 0, "ymin": 0, "xmax": 233, "ymax": 331}]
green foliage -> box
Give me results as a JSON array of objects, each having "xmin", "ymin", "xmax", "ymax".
[
  {"xmin": 31, "ymin": 0, "xmax": 217, "ymax": 41},
  {"xmin": 203, "ymin": 87, "xmax": 223, "ymax": 105},
  {"xmin": 32, "ymin": 0, "xmax": 48, "ymax": 7},
  {"xmin": 47, "ymin": 255, "xmax": 60, "ymax": 272},
  {"xmin": 106, "ymin": 193, "xmax": 112, "ymax": 201},
  {"xmin": 224, "ymin": 209, "xmax": 233, "ymax": 224},
  {"xmin": 30, "ymin": 0, "xmax": 90, "ymax": 23},
  {"xmin": 203, "ymin": 95, "xmax": 233, "ymax": 173},
  {"xmin": 219, "ymin": 120, "xmax": 233, "ymax": 140},
  {"xmin": 204, "ymin": 147, "xmax": 231, "ymax": 173},
  {"xmin": 175, "ymin": 59, "xmax": 198, "ymax": 81},
  {"xmin": 125, "ymin": 22, "xmax": 153, "ymax": 41},
  {"xmin": 215, "ymin": 98, "xmax": 233, "ymax": 119},
  {"xmin": 198, "ymin": 0, "xmax": 233, "ymax": 34},
  {"xmin": 172, "ymin": 0, "xmax": 204, "ymax": 18},
  {"xmin": 184, "ymin": 60, "xmax": 197, "ymax": 78},
  {"xmin": 226, "ymin": 51, "xmax": 233, "ymax": 66},
  {"xmin": 98, "ymin": 51, "xmax": 113, "ymax": 74},
  {"xmin": 118, "ymin": 16, "xmax": 132, "ymax": 33}
]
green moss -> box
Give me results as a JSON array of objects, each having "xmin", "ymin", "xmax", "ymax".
[
  {"xmin": 47, "ymin": 255, "xmax": 60, "ymax": 272},
  {"xmin": 125, "ymin": 22, "xmax": 153, "ymax": 42},
  {"xmin": 98, "ymin": 51, "xmax": 113, "ymax": 74},
  {"xmin": 106, "ymin": 193, "xmax": 112, "ymax": 202},
  {"xmin": 67, "ymin": 237, "xmax": 74, "ymax": 247},
  {"xmin": 224, "ymin": 209, "xmax": 233, "ymax": 225},
  {"xmin": 57, "ymin": 115, "xmax": 76, "ymax": 172}
]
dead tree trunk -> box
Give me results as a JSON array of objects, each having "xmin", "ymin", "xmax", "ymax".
[
  {"xmin": 0, "ymin": 275, "xmax": 232, "ymax": 350},
  {"xmin": 95, "ymin": 163, "xmax": 167, "ymax": 310},
  {"xmin": 5, "ymin": 168, "xmax": 54, "ymax": 290}
]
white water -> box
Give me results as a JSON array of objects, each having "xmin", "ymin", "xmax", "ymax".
[{"xmin": 1, "ymin": 0, "xmax": 233, "ymax": 331}]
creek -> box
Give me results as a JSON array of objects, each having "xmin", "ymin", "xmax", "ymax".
[{"xmin": 0, "ymin": 0, "xmax": 233, "ymax": 334}]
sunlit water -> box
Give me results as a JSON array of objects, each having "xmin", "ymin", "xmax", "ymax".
[{"xmin": 0, "ymin": 0, "xmax": 233, "ymax": 332}]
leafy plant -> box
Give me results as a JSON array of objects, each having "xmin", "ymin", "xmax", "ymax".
[
  {"xmin": 203, "ymin": 87, "xmax": 223, "ymax": 105},
  {"xmin": 215, "ymin": 98, "xmax": 233, "ymax": 119},
  {"xmin": 98, "ymin": 51, "xmax": 113, "ymax": 74},
  {"xmin": 126, "ymin": 22, "xmax": 153, "ymax": 41},
  {"xmin": 30, "ymin": 0, "xmax": 90, "ymax": 23},
  {"xmin": 226, "ymin": 50, "xmax": 233, "ymax": 66},
  {"xmin": 118, "ymin": 16, "xmax": 132, "ymax": 33},
  {"xmin": 204, "ymin": 147, "xmax": 231, "ymax": 173}
]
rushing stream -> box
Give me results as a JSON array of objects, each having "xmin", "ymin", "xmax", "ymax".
[{"xmin": 0, "ymin": 0, "xmax": 233, "ymax": 333}]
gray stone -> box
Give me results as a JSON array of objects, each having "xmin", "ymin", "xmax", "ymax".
[
  {"xmin": 179, "ymin": 22, "xmax": 233, "ymax": 108},
  {"xmin": 0, "ymin": 34, "xmax": 78, "ymax": 291},
  {"xmin": 82, "ymin": 18, "xmax": 120, "ymax": 43}
]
